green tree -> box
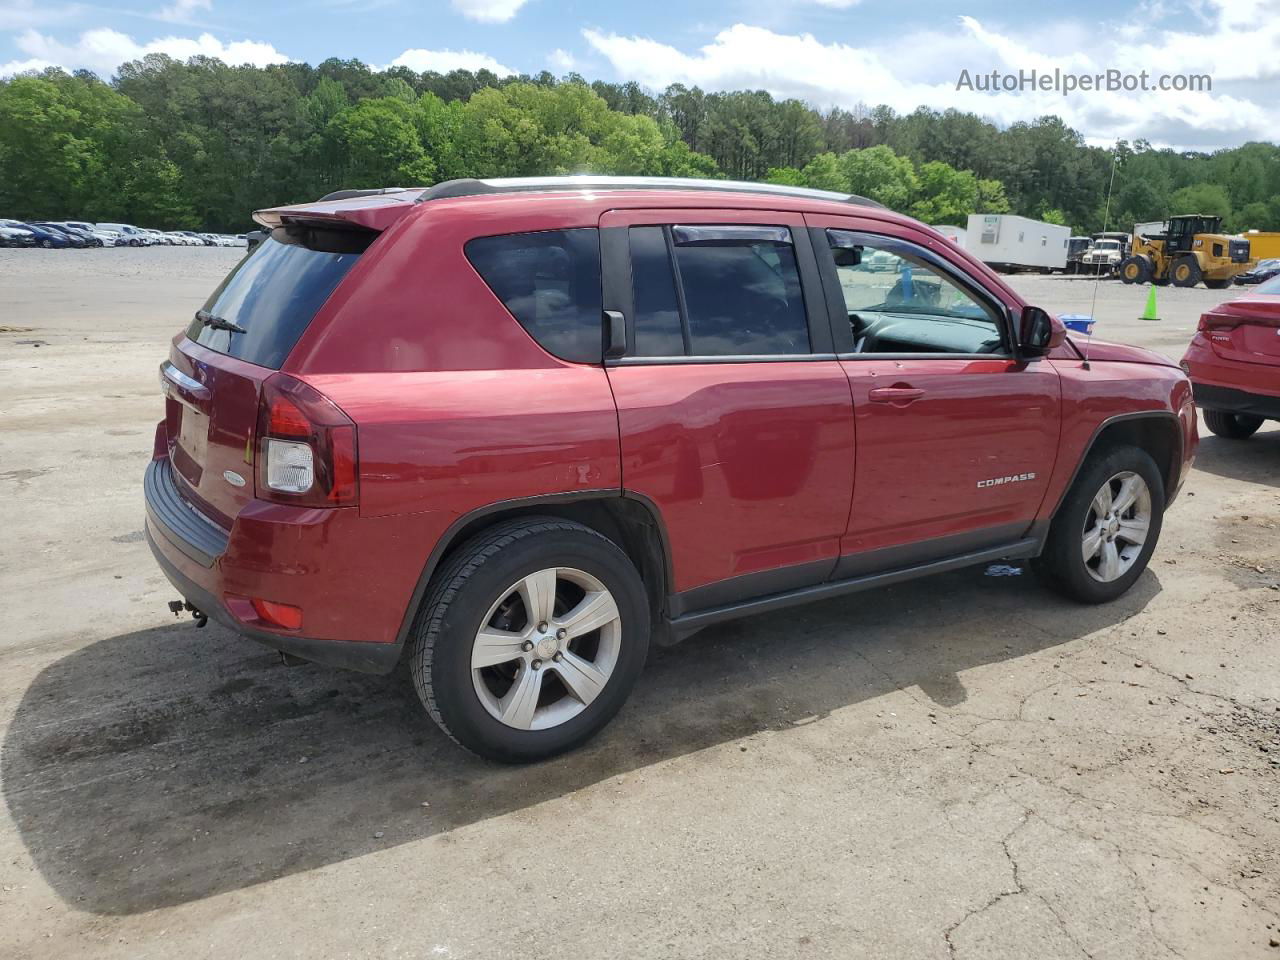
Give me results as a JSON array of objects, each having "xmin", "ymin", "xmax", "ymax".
[
  {"xmin": 326, "ymin": 98, "xmax": 436, "ymax": 186},
  {"xmin": 799, "ymin": 152, "xmax": 847, "ymax": 192},
  {"xmin": 838, "ymin": 145, "xmax": 917, "ymax": 210}
]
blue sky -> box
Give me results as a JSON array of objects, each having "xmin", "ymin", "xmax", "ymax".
[{"xmin": 2, "ymin": 0, "xmax": 1278, "ymax": 149}]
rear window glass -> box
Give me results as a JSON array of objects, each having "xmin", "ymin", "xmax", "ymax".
[
  {"xmin": 1256, "ymin": 274, "xmax": 1280, "ymax": 295},
  {"xmin": 465, "ymin": 228, "xmax": 602, "ymax": 363},
  {"xmin": 186, "ymin": 228, "xmax": 366, "ymax": 369}
]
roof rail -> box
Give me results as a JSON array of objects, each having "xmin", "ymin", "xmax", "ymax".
[{"xmin": 416, "ymin": 176, "xmax": 885, "ymax": 209}]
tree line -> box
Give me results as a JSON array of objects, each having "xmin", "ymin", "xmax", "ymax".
[{"xmin": 1, "ymin": 55, "xmax": 1278, "ymax": 235}]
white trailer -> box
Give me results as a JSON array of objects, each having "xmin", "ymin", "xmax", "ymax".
[{"xmin": 964, "ymin": 214, "xmax": 1070, "ymax": 272}]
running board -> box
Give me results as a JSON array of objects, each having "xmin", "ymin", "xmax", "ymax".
[{"xmin": 667, "ymin": 539, "xmax": 1040, "ymax": 639}]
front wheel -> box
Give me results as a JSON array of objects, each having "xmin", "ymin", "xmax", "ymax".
[
  {"xmin": 1170, "ymin": 256, "xmax": 1202, "ymax": 288},
  {"xmin": 1034, "ymin": 445, "xmax": 1164, "ymax": 604},
  {"xmin": 1203, "ymin": 409, "xmax": 1264, "ymax": 439},
  {"xmin": 1204, "ymin": 278, "xmax": 1232, "ymax": 290},
  {"xmin": 409, "ymin": 517, "xmax": 650, "ymax": 763},
  {"xmin": 1119, "ymin": 255, "xmax": 1150, "ymax": 285}
]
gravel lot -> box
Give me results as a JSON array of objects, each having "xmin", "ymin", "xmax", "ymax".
[{"xmin": 1, "ymin": 248, "xmax": 1278, "ymax": 959}]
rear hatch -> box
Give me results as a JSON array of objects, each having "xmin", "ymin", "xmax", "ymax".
[
  {"xmin": 162, "ymin": 221, "xmax": 374, "ymax": 527},
  {"xmin": 1201, "ymin": 286, "xmax": 1280, "ymax": 368}
]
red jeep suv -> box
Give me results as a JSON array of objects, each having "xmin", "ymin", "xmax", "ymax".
[{"xmin": 145, "ymin": 176, "xmax": 1197, "ymax": 761}]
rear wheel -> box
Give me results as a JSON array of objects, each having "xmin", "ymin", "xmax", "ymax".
[
  {"xmin": 1119, "ymin": 255, "xmax": 1150, "ymax": 285},
  {"xmin": 1034, "ymin": 445, "xmax": 1164, "ymax": 604},
  {"xmin": 1203, "ymin": 278, "xmax": 1232, "ymax": 289},
  {"xmin": 1203, "ymin": 409, "xmax": 1264, "ymax": 439},
  {"xmin": 1170, "ymin": 256, "xmax": 1202, "ymax": 287},
  {"xmin": 409, "ymin": 517, "xmax": 650, "ymax": 763}
]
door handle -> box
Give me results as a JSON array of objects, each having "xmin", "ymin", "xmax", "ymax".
[{"xmin": 868, "ymin": 385, "xmax": 925, "ymax": 405}]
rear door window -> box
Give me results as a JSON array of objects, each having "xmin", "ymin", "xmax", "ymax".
[
  {"xmin": 187, "ymin": 226, "xmax": 368, "ymax": 369},
  {"xmin": 465, "ymin": 228, "xmax": 603, "ymax": 363},
  {"xmin": 629, "ymin": 225, "xmax": 810, "ymax": 357}
]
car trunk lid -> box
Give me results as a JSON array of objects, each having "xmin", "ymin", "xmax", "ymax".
[{"xmin": 1201, "ymin": 295, "xmax": 1280, "ymax": 367}]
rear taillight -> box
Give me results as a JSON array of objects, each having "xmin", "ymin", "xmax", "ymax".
[
  {"xmin": 1198, "ymin": 313, "xmax": 1238, "ymax": 333},
  {"xmin": 255, "ymin": 374, "xmax": 358, "ymax": 507}
]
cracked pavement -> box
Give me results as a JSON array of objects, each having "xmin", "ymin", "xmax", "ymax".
[{"xmin": 1, "ymin": 253, "xmax": 1278, "ymax": 958}]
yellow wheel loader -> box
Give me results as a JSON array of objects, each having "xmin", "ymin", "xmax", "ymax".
[{"xmin": 1118, "ymin": 215, "xmax": 1254, "ymax": 289}]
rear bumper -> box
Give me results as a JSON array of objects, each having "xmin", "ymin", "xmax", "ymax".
[
  {"xmin": 144, "ymin": 458, "xmax": 405, "ymax": 674},
  {"xmin": 1192, "ymin": 383, "xmax": 1280, "ymax": 420}
]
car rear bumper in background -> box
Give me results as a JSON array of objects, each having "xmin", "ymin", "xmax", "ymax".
[
  {"xmin": 144, "ymin": 457, "xmax": 410, "ymax": 674},
  {"xmin": 1191, "ymin": 382, "xmax": 1280, "ymax": 420}
]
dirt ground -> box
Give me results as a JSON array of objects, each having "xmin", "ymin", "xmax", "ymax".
[{"xmin": 1, "ymin": 248, "xmax": 1278, "ymax": 959}]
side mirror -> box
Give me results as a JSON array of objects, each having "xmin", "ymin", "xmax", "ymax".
[{"xmin": 1017, "ymin": 306, "xmax": 1065, "ymax": 359}]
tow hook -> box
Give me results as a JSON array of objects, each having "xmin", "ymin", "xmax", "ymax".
[{"xmin": 167, "ymin": 599, "xmax": 209, "ymax": 628}]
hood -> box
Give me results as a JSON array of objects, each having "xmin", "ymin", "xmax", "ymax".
[{"xmin": 1065, "ymin": 335, "xmax": 1180, "ymax": 368}]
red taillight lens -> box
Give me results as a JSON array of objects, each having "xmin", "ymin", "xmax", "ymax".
[
  {"xmin": 1198, "ymin": 313, "xmax": 1238, "ymax": 333},
  {"xmin": 255, "ymin": 374, "xmax": 359, "ymax": 508},
  {"xmin": 250, "ymin": 597, "xmax": 304, "ymax": 630}
]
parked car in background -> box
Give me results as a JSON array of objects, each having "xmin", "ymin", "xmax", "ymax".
[
  {"xmin": 31, "ymin": 222, "xmax": 91, "ymax": 248},
  {"xmin": 145, "ymin": 176, "xmax": 1196, "ymax": 762},
  {"xmin": 0, "ymin": 224, "xmax": 37, "ymax": 247},
  {"xmin": 1233, "ymin": 258, "xmax": 1280, "ymax": 285},
  {"xmin": 96, "ymin": 223, "xmax": 152, "ymax": 246},
  {"xmin": 39, "ymin": 222, "xmax": 104, "ymax": 247},
  {"xmin": 64, "ymin": 220, "xmax": 123, "ymax": 246},
  {"xmin": 176, "ymin": 230, "xmax": 214, "ymax": 246},
  {"xmin": 0, "ymin": 219, "xmax": 71, "ymax": 248},
  {"xmin": 1182, "ymin": 274, "xmax": 1280, "ymax": 439}
]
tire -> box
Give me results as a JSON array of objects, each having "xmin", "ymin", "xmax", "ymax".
[
  {"xmin": 1034, "ymin": 445, "xmax": 1165, "ymax": 604},
  {"xmin": 1203, "ymin": 409, "xmax": 1264, "ymax": 439},
  {"xmin": 408, "ymin": 517, "xmax": 651, "ymax": 763},
  {"xmin": 1119, "ymin": 255, "xmax": 1150, "ymax": 285},
  {"xmin": 40, "ymin": 239, "xmax": 53, "ymax": 249},
  {"xmin": 1170, "ymin": 256, "xmax": 1202, "ymax": 288},
  {"xmin": 1204, "ymin": 278, "xmax": 1232, "ymax": 290}
]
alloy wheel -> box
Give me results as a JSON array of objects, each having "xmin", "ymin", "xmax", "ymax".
[
  {"xmin": 471, "ymin": 567, "xmax": 622, "ymax": 730},
  {"xmin": 1081, "ymin": 470, "xmax": 1152, "ymax": 582}
]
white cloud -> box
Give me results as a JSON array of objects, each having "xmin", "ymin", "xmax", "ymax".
[
  {"xmin": 388, "ymin": 47, "xmax": 515, "ymax": 75},
  {"xmin": 583, "ymin": 2, "xmax": 1280, "ymax": 149},
  {"xmin": 548, "ymin": 48, "xmax": 575, "ymax": 71},
  {"xmin": 0, "ymin": 27, "xmax": 290, "ymax": 78},
  {"xmin": 157, "ymin": 0, "xmax": 212, "ymax": 24},
  {"xmin": 450, "ymin": 0, "xmax": 529, "ymax": 24}
]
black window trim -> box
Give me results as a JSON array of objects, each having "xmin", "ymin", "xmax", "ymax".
[
  {"xmin": 809, "ymin": 226, "xmax": 1017, "ymax": 361},
  {"xmin": 601, "ymin": 217, "xmax": 834, "ymax": 365}
]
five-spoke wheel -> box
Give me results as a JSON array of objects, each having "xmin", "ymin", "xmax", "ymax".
[{"xmin": 409, "ymin": 517, "xmax": 649, "ymax": 763}]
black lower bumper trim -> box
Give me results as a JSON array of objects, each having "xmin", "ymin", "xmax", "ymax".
[
  {"xmin": 146, "ymin": 527, "xmax": 403, "ymax": 675},
  {"xmin": 1192, "ymin": 382, "xmax": 1280, "ymax": 420},
  {"xmin": 144, "ymin": 459, "xmax": 228, "ymax": 568}
]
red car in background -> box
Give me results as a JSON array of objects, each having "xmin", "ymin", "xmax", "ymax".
[{"xmin": 1182, "ymin": 274, "xmax": 1280, "ymax": 438}]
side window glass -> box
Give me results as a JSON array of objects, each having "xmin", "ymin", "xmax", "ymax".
[
  {"xmin": 629, "ymin": 226, "xmax": 686, "ymax": 356},
  {"xmin": 827, "ymin": 230, "xmax": 1006, "ymax": 356},
  {"xmin": 674, "ymin": 229, "xmax": 810, "ymax": 356},
  {"xmin": 465, "ymin": 228, "xmax": 602, "ymax": 363}
]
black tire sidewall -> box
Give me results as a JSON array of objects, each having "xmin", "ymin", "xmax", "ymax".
[
  {"xmin": 421, "ymin": 526, "xmax": 650, "ymax": 763},
  {"xmin": 1039, "ymin": 446, "xmax": 1165, "ymax": 603},
  {"xmin": 1204, "ymin": 409, "xmax": 1263, "ymax": 439}
]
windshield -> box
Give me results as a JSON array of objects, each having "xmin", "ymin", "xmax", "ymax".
[
  {"xmin": 185, "ymin": 227, "xmax": 369, "ymax": 368},
  {"xmin": 1095, "ymin": 241, "xmax": 1120, "ymax": 250}
]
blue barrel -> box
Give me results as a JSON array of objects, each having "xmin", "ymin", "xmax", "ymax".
[{"xmin": 1060, "ymin": 314, "xmax": 1095, "ymax": 335}]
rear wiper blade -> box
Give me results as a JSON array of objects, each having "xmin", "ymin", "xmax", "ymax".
[{"xmin": 195, "ymin": 309, "xmax": 246, "ymax": 334}]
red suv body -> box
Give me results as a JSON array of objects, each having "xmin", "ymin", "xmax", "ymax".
[
  {"xmin": 146, "ymin": 177, "xmax": 1197, "ymax": 760},
  {"xmin": 1180, "ymin": 277, "xmax": 1280, "ymax": 439}
]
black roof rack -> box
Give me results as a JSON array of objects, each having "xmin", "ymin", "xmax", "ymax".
[{"xmin": 415, "ymin": 176, "xmax": 885, "ymax": 209}]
